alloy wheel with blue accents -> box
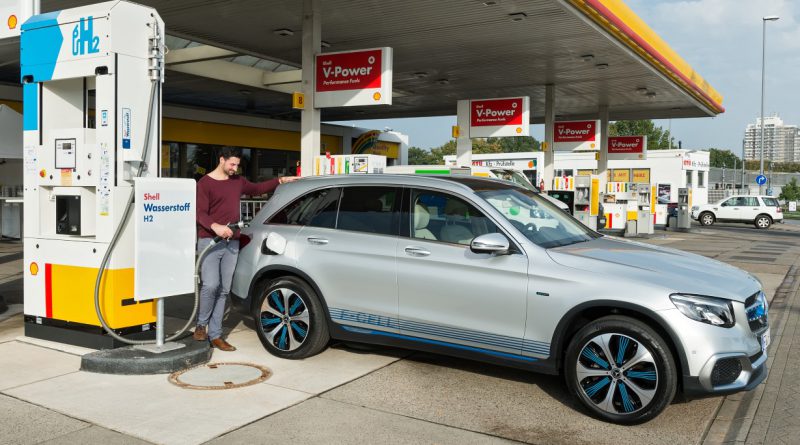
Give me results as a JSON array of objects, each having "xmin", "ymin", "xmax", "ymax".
[
  {"xmin": 576, "ymin": 333, "xmax": 658, "ymax": 416},
  {"xmin": 258, "ymin": 288, "xmax": 309, "ymax": 352}
]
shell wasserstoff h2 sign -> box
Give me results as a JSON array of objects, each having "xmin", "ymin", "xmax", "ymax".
[
  {"xmin": 608, "ymin": 135, "xmax": 647, "ymax": 160},
  {"xmin": 315, "ymin": 47, "xmax": 393, "ymax": 108},
  {"xmin": 553, "ymin": 120, "xmax": 600, "ymax": 151},
  {"xmin": 460, "ymin": 97, "xmax": 530, "ymax": 138}
]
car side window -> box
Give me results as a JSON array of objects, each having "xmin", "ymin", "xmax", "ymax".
[
  {"xmin": 337, "ymin": 186, "xmax": 401, "ymax": 235},
  {"xmin": 411, "ymin": 189, "xmax": 498, "ymax": 245},
  {"xmin": 744, "ymin": 197, "xmax": 759, "ymax": 207},
  {"xmin": 763, "ymin": 197, "xmax": 779, "ymax": 207},
  {"xmin": 721, "ymin": 198, "xmax": 736, "ymax": 207},
  {"xmin": 267, "ymin": 187, "xmax": 340, "ymax": 228}
]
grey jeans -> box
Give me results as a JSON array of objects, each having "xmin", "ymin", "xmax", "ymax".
[{"xmin": 197, "ymin": 238, "xmax": 239, "ymax": 340}]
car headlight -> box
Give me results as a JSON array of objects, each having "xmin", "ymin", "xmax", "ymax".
[{"xmin": 670, "ymin": 294, "xmax": 735, "ymax": 328}]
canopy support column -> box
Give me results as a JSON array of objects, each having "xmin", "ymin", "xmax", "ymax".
[
  {"xmin": 543, "ymin": 84, "xmax": 555, "ymax": 190},
  {"xmin": 300, "ymin": 0, "xmax": 321, "ymax": 177}
]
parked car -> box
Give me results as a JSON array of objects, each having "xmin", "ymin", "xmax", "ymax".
[
  {"xmin": 232, "ymin": 175, "xmax": 769, "ymax": 424},
  {"xmin": 691, "ymin": 195, "xmax": 783, "ymax": 229}
]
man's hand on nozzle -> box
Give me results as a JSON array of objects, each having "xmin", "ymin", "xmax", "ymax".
[
  {"xmin": 211, "ymin": 223, "xmax": 234, "ymax": 239},
  {"xmin": 278, "ymin": 176, "xmax": 300, "ymax": 185}
]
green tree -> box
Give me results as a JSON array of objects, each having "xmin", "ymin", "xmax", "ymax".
[
  {"xmin": 487, "ymin": 136, "xmax": 541, "ymax": 152},
  {"xmin": 609, "ymin": 120, "xmax": 673, "ymax": 150},
  {"xmin": 407, "ymin": 146, "xmax": 438, "ymax": 165},
  {"xmin": 780, "ymin": 178, "xmax": 800, "ymax": 201},
  {"xmin": 708, "ymin": 148, "xmax": 742, "ymax": 169}
]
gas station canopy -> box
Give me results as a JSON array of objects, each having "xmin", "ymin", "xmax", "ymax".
[{"xmin": 0, "ymin": 0, "xmax": 723, "ymax": 122}]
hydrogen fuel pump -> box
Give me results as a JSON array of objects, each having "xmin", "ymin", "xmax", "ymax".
[{"xmin": 21, "ymin": 1, "xmax": 195, "ymax": 350}]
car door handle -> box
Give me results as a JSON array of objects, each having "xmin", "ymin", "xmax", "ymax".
[
  {"xmin": 307, "ymin": 237, "xmax": 329, "ymax": 245},
  {"xmin": 404, "ymin": 246, "xmax": 431, "ymax": 257}
]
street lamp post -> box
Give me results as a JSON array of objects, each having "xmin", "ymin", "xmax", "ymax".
[{"xmin": 759, "ymin": 15, "xmax": 779, "ymax": 194}]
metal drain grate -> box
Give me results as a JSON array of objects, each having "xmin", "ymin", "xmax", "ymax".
[{"xmin": 169, "ymin": 362, "xmax": 271, "ymax": 390}]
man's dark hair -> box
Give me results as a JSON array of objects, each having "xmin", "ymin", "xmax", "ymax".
[{"xmin": 220, "ymin": 146, "xmax": 242, "ymax": 160}]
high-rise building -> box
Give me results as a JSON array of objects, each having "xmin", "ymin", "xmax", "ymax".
[{"xmin": 743, "ymin": 115, "xmax": 800, "ymax": 163}]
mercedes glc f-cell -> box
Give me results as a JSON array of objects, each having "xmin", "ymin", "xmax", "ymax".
[{"xmin": 231, "ymin": 175, "xmax": 769, "ymax": 424}]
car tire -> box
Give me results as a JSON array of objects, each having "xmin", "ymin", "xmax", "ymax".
[
  {"xmin": 699, "ymin": 212, "xmax": 715, "ymax": 226},
  {"xmin": 754, "ymin": 214, "xmax": 772, "ymax": 229},
  {"xmin": 252, "ymin": 276, "xmax": 330, "ymax": 359},
  {"xmin": 565, "ymin": 315, "xmax": 677, "ymax": 425}
]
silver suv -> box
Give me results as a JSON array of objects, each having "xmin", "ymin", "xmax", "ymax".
[
  {"xmin": 692, "ymin": 195, "xmax": 783, "ymax": 229},
  {"xmin": 231, "ymin": 175, "xmax": 769, "ymax": 424}
]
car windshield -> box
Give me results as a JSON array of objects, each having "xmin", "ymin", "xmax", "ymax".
[{"xmin": 476, "ymin": 187, "xmax": 601, "ymax": 248}]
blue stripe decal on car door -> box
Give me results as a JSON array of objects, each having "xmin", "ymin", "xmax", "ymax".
[
  {"xmin": 330, "ymin": 307, "xmax": 550, "ymax": 358},
  {"xmin": 340, "ymin": 325, "xmax": 538, "ymax": 362}
]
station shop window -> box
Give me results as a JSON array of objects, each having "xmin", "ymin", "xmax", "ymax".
[
  {"xmin": 163, "ymin": 142, "xmax": 299, "ymax": 184},
  {"xmin": 686, "ymin": 171, "xmax": 693, "ymax": 186},
  {"xmin": 698, "ymin": 171, "xmax": 706, "ymax": 188}
]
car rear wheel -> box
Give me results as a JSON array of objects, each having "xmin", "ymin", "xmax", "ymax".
[
  {"xmin": 699, "ymin": 212, "xmax": 715, "ymax": 226},
  {"xmin": 565, "ymin": 316, "xmax": 677, "ymax": 424},
  {"xmin": 252, "ymin": 276, "xmax": 330, "ymax": 359},
  {"xmin": 754, "ymin": 214, "xmax": 772, "ymax": 229}
]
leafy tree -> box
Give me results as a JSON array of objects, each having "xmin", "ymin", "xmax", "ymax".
[
  {"xmin": 780, "ymin": 178, "xmax": 800, "ymax": 201},
  {"xmin": 609, "ymin": 120, "xmax": 673, "ymax": 150},
  {"xmin": 408, "ymin": 146, "xmax": 438, "ymax": 165},
  {"xmin": 709, "ymin": 148, "xmax": 742, "ymax": 169},
  {"xmin": 487, "ymin": 136, "xmax": 541, "ymax": 152}
]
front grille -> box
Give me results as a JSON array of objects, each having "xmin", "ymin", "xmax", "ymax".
[
  {"xmin": 711, "ymin": 358, "xmax": 743, "ymax": 386},
  {"xmin": 745, "ymin": 291, "xmax": 769, "ymax": 332}
]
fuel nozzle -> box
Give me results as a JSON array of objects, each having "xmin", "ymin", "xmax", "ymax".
[{"xmin": 212, "ymin": 221, "xmax": 245, "ymax": 244}]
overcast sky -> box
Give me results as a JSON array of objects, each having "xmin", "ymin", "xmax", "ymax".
[{"xmin": 336, "ymin": 0, "xmax": 799, "ymax": 157}]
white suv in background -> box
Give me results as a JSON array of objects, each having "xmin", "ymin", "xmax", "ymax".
[{"xmin": 692, "ymin": 195, "xmax": 783, "ymax": 229}]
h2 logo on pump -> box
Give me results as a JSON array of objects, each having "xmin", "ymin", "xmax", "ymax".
[{"xmin": 72, "ymin": 16, "xmax": 100, "ymax": 56}]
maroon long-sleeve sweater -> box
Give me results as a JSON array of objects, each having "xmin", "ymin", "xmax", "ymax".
[{"xmin": 196, "ymin": 175, "xmax": 280, "ymax": 239}]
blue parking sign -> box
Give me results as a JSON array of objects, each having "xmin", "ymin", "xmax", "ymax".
[
  {"xmin": 756, "ymin": 175, "xmax": 767, "ymax": 185},
  {"xmin": 766, "ymin": 188, "xmax": 773, "ymax": 196}
]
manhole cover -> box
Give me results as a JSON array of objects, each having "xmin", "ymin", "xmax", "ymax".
[{"xmin": 169, "ymin": 362, "xmax": 271, "ymax": 390}]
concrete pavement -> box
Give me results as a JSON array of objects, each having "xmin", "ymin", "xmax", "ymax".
[{"xmin": 1, "ymin": 223, "xmax": 799, "ymax": 444}]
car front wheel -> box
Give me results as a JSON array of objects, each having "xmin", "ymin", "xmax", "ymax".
[
  {"xmin": 252, "ymin": 276, "xmax": 330, "ymax": 359},
  {"xmin": 754, "ymin": 214, "xmax": 772, "ymax": 229},
  {"xmin": 565, "ymin": 315, "xmax": 677, "ymax": 424},
  {"xmin": 699, "ymin": 212, "xmax": 715, "ymax": 226}
]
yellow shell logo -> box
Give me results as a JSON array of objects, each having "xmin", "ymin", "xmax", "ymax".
[
  {"xmin": 8, "ymin": 14, "xmax": 17, "ymax": 29},
  {"xmin": 373, "ymin": 92, "xmax": 381, "ymax": 101},
  {"xmin": 590, "ymin": 143, "xmax": 596, "ymax": 148},
  {"xmin": 515, "ymin": 127, "xmax": 522, "ymax": 134}
]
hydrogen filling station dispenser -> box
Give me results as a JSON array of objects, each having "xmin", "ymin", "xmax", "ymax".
[{"xmin": 21, "ymin": 1, "xmax": 196, "ymax": 350}]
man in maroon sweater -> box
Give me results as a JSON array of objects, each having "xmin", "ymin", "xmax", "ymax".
[{"xmin": 195, "ymin": 147, "xmax": 297, "ymax": 351}]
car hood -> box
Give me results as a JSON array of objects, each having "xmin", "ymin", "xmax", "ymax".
[{"xmin": 546, "ymin": 237, "xmax": 760, "ymax": 302}]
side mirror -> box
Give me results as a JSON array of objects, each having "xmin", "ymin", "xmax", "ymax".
[{"xmin": 470, "ymin": 233, "xmax": 510, "ymax": 255}]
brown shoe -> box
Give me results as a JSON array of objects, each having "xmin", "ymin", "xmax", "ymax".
[
  {"xmin": 193, "ymin": 326, "xmax": 207, "ymax": 341},
  {"xmin": 210, "ymin": 337, "xmax": 236, "ymax": 351}
]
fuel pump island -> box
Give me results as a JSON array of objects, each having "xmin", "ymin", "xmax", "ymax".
[{"xmin": 20, "ymin": 1, "xmax": 206, "ymax": 371}]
